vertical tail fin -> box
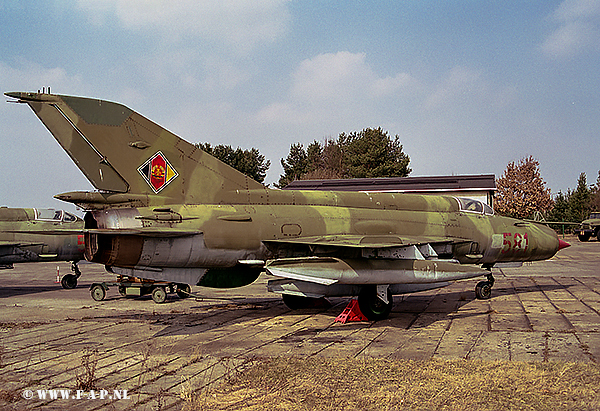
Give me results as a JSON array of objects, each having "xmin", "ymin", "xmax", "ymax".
[{"xmin": 5, "ymin": 92, "xmax": 264, "ymax": 205}]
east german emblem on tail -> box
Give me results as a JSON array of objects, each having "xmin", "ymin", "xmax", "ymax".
[{"xmin": 138, "ymin": 151, "xmax": 178, "ymax": 193}]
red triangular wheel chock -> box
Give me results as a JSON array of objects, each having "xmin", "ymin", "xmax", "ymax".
[{"xmin": 334, "ymin": 299, "xmax": 369, "ymax": 323}]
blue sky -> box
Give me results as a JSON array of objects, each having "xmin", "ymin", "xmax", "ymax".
[{"xmin": 1, "ymin": 0, "xmax": 599, "ymax": 211}]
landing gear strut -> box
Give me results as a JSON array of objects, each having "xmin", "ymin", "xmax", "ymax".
[
  {"xmin": 357, "ymin": 285, "xmax": 393, "ymax": 321},
  {"xmin": 475, "ymin": 273, "xmax": 495, "ymax": 300},
  {"xmin": 61, "ymin": 261, "xmax": 82, "ymax": 289}
]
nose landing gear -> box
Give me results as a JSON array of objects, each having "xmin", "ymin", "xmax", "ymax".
[
  {"xmin": 475, "ymin": 273, "xmax": 495, "ymax": 300},
  {"xmin": 60, "ymin": 261, "xmax": 82, "ymax": 289}
]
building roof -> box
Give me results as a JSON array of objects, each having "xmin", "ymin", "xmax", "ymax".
[{"xmin": 283, "ymin": 174, "xmax": 496, "ymax": 193}]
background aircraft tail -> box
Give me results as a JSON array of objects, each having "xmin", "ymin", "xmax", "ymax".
[{"xmin": 5, "ymin": 91, "xmax": 264, "ymax": 205}]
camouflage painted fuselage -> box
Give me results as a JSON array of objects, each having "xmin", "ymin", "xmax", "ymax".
[
  {"xmin": 91, "ymin": 191, "xmax": 557, "ymax": 263},
  {"xmin": 0, "ymin": 207, "xmax": 84, "ymax": 266},
  {"xmin": 5, "ymin": 91, "xmax": 565, "ymax": 299},
  {"xmin": 78, "ymin": 188, "xmax": 560, "ymax": 287}
]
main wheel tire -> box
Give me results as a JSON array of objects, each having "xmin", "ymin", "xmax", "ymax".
[
  {"xmin": 61, "ymin": 274, "xmax": 78, "ymax": 289},
  {"xmin": 282, "ymin": 294, "xmax": 330, "ymax": 309},
  {"xmin": 475, "ymin": 281, "xmax": 492, "ymax": 300},
  {"xmin": 151, "ymin": 286, "xmax": 167, "ymax": 304},
  {"xmin": 357, "ymin": 287, "xmax": 393, "ymax": 321},
  {"xmin": 176, "ymin": 284, "xmax": 191, "ymax": 299},
  {"xmin": 90, "ymin": 284, "xmax": 106, "ymax": 301},
  {"xmin": 578, "ymin": 233, "xmax": 591, "ymax": 242},
  {"xmin": 596, "ymin": 230, "xmax": 600, "ymax": 242}
]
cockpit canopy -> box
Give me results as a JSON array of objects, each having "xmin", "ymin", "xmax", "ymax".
[
  {"xmin": 34, "ymin": 208, "xmax": 80, "ymax": 222},
  {"xmin": 456, "ymin": 198, "xmax": 494, "ymax": 215}
]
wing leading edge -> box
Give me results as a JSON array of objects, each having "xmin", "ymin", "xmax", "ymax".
[{"xmin": 264, "ymin": 233, "xmax": 463, "ymax": 249}]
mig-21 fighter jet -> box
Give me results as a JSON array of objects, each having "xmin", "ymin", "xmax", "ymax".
[
  {"xmin": 0, "ymin": 206, "xmax": 84, "ymax": 288},
  {"xmin": 5, "ymin": 91, "xmax": 569, "ymax": 319}
]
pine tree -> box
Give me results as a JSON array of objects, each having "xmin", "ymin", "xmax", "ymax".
[
  {"xmin": 591, "ymin": 171, "xmax": 600, "ymax": 212},
  {"xmin": 195, "ymin": 143, "xmax": 270, "ymax": 183},
  {"xmin": 339, "ymin": 128, "xmax": 411, "ymax": 178},
  {"xmin": 547, "ymin": 190, "xmax": 574, "ymax": 223},
  {"xmin": 569, "ymin": 173, "xmax": 591, "ymax": 222},
  {"xmin": 277, "ymin": 127, "xmax": 411, "ymax": 186}
]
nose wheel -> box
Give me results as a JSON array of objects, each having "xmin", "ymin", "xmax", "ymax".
[{"xmin": 475, "ymin": 273, "xmax": 495, "ymax": 300}]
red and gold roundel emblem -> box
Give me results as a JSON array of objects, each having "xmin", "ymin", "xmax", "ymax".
[{"xmin": 138, "ymin": 151, "xmax": 178, "ymax": 193}]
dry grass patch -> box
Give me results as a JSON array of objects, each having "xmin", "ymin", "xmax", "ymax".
[{"xmin": 185, "ymin": 357, "xmax": 600, "ymax": 411}]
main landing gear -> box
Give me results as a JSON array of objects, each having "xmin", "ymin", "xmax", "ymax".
[
  {"xmin": 357, "ymin": 285, "xmax": 393, "ymax": 321},
  {"xmin": 281, "ymin": 286, "xmax": 394, "ymax": 321},
  {"xmin": 60, "ymin": 261, "xmax": 82, "ymax": 289},
  {"xmin": 475, "ymin": 273, "xmax": 495, "ymax": 300}
]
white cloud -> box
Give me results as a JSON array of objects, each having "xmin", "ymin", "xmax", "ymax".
[
  {"xmin": 257, "ymin": 52, "xmax": 512, "ymax": 130},
  {"xmin": 541, "ymin": 0, "xmax": 600, "ymax": 58},
  {"xmin": 372, "ymin": 73, "xmax": 415, "ymax": 98},
  {"xmin": 291, "ymin": 52, "xmax": 416, "ymax": 101},
  {"xmin": 554, "ymin": 0, "xmax": 600, "ymax": 21},
  {"xmin": 0, "ymin": 62, "xmax": 93, "ymax": 209},
  {"xmin": 423, "ymin": 66, "xmax": 484, "ymax": 110},
  {"xmin": 200, "ymin": 57, "xmax": 251, "ymax": 92},
  {"xmin": 257, "ymin": 51, "xmax": 417, "ymax": 125},
  {"xmin": 256, "ymin": 102, "xmax": 307, "ymax": 125},
  {"xmin": 0, "ymin": 61, "xmax": 85, "ymax": 94},
  {"xmin": 76, "ymin": 0, "xmax": 291, "ymax": 53},
  {"xmin": 291, "ymin": 52, "xmax": 371, "ymax": 101},
  {"xmin": 422, "ymin": 66, "xmax": 518, "ymax": 112}
]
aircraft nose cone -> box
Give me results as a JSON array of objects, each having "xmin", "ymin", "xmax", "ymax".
[
  {"xmin": 523, "ymin": 223, "xmax": 569, "ymax": 261},
  {"xmin": 558, "ymin": 239, "xmax": 571, "ymax": 251}
]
